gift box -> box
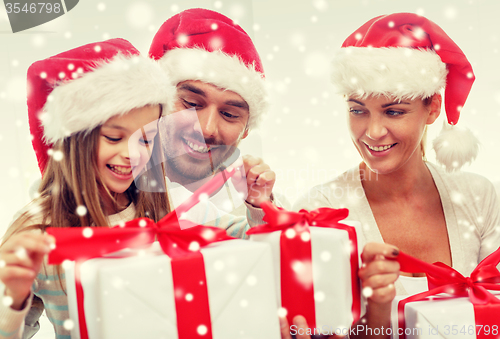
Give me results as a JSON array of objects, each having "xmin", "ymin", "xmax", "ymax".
[
  {"xmin": 391, "ymin": 250, "xmax": 500, "ymax": 339},
  {"xmin": 247, "ymin": 202, "xmax": 362, "ymax": 334},
  {"xmin": 48, "ymin": 217, "xmax": 281, "ymax": 339}
]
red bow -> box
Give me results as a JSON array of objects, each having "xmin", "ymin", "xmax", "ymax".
[
  {"xmin": 247, "ymin": 202, "xmax": 349, "ymax": 234},
  {"xmin": 397, "ymin": 248, "xmax": 500, "ymax": 339},
  {"xmin": 47, "ymin": 212, "xmax": 233, "ymax": 264}
]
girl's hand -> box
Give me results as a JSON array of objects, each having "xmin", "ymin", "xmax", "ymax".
[{"xmin": 0, "ymin": 232, "xmax": 54, "ymax": 310}]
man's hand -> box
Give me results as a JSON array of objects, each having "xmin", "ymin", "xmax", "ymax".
[{"xmin": 231, "ymin": 155, "xmax": 275, "ymax": 208}]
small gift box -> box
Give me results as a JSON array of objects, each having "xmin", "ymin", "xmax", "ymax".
[
  {"xmin": 48, "ymin": 215, "xmax": 281, "ymax": 339},
  {"xmin": 391, "ymin": 249, "xmax": 500, "ymax": 339},
  {"xmin": 247, "ymin": 202, "xmax": 362, "ymax": 334}
]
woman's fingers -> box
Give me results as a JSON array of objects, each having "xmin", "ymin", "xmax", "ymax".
[
  {"xmin": 359, "ymin": 259, "xmax": 400, "ymax": 280},
  {"xmin": 280, "ymin": 316, "xmax": 293, "ymax": 339},
  {"xmin": 293, "ymin": 315, "xmax": 312, "ymax": 339},
  {"xmin": 361, "ymin": 242, "xmax": 399, "ymax": 263}
]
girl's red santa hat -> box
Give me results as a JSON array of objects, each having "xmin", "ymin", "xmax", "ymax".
[
  {"xmin": 149, "ymin": 8, "xmax": 268, "ymax": 130},
  {"xmin": 331, "ymin": 12, "xmax": 479, "ymax": 172},
  {"xmin": 27, "ymin": 38, "xmax": 175, "ymax": 174}
]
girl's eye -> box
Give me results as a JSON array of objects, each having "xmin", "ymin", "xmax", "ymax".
[
  {"xmin": 386, "ymin": 110, "xmax": 405, "ymax": 116},
  {"xmin": 139, "ymin": 138, "xmax": 153, "ymax": 145},
  {"xmin": 104, "ymin": 136, "xmax": 121, "ymax": 142}
]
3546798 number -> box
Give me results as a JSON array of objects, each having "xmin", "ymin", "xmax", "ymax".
[
  {"xmin": 440, "ymin": 325, "xmax": 499, "ymax": 336},
  {"xmin": 5, "ymin": 2, "xmax": 61, "ymax": 14}
]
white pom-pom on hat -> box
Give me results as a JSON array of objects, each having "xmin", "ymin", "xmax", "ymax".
[{"xmin": 432, "ymin": 121, "xmax": 480, "ymax": 172}]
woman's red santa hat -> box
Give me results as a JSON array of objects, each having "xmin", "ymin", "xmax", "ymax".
[
  {"xmin": 149, "ymin": 8, "xmax": 268, "ymax": 130},
  {"xmin": 27, "ymin": 38, "xmax": 175, "ymax": 174},
  {"xmin": 331, "ymin": 12, "xmax": 479, "ymax": 172}
]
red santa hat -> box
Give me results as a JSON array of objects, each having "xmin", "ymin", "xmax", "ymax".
[
  {"xmin": 331, "ymin": 13, "xmax": 479, "ymax": 171},
  {"xmin": 27, "ymin": 38, "xmax": 175, "ymax": 174},
  {"xmin": 149, "ymin": 8, "xmax": 268, "ymax": 130}
]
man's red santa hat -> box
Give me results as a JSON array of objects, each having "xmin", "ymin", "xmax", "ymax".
[
  {"xmin": 331, "ymin": 12, "xmax": 479, "ymax": 171},
  {"xmin": 149, "ymin": 8, "xmax": 268, "ymax": 130},
  {"xmin": 27, "ymin": 38, "xmax": 174, "ymax": 174}
]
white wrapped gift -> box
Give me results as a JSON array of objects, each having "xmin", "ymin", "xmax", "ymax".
[
  {"xmin": 247, "ymin": 203, "xmax": 363, "ymax": 335},
  {"xmin": 64, "ymin": 240, "xmax": 280, "ymax": 339},
  {"xmin": 391, "ymin": 291, "xmax": 500, "ymax": 339}
]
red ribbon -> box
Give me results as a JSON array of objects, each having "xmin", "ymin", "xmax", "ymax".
[
  {"xmin": 247, "ymin": 202, "xmax": 360, "ymax": 328},
  {"xmin": 47, "ymin": 212, "xmax": 233, "ymax": 339},
  {"xmin": 397, "ymin": 248, "xmax": 500, "ymax": 339}
]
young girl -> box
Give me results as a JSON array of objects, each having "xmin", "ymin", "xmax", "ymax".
[{"xmin": 0, "ymin": 39, "xmax": 175, "ymax": 338}]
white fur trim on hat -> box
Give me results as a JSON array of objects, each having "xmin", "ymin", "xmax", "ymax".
[
  {"xmin": 331, "ymin": 47, "xmax": 448, "ymax": 100},
  {"xmin": 41, "ymin": 55, "xmax": 175, "ymax": 143},
  {"xmin": 158, "ymin": 47, "xmax": 268, "ymax": 130}
]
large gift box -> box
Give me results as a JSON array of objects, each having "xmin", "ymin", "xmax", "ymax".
[
  {"xmin": 391, "ymin": 250, "xmax": 500, "ymax": 339},
  {"xmin": 48, "ymin": 216, "xmax": 281, "ymax": 339},
  {"xmin": 247, "ymin": 202, "xmax": 362, "ymax": 334}
]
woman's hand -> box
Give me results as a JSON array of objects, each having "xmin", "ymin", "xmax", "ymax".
[
  {"xmin": 280, "ymin": 315, "xmax": 342, "ymax": 339},
  {"xmin": 359, "ymin": 242, "xmax": 400, "ymax": 305},
  {"xmin": 354, "ymin": 242, "xmax": 400, "ymax": 339},
  {"xmin": 0, "ymin": 232, "xmax": 54, "ymax": 310}
]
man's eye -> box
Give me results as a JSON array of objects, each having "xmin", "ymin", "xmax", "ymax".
[
  {"xmin": 104, "ymin": 136, "xmax": 121, "ymax": 142},
  {"xmin": 221, "ymin": 111, "xmax": 238, "ymax": 119},
  {"xmin": 182, "ymin": 99, "xmax": 199, "ymax": 108}
]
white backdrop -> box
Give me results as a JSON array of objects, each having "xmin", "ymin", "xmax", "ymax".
[
  {"xmin": 1, "ymin": 0, "xmax": 500, "ymax": 236},
  {"xmin": 1, "ymin": 0, "xmax": 499, "ymax": 337}
]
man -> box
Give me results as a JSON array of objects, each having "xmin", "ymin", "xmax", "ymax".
[{"xmin": 149, "ymin": 8, "xmax": 277, "ymax": 238}]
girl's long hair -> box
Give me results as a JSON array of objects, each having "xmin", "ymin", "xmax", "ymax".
[{"xmin": 2, "ymin": 121, "xmax": 170, "ymax": 259}]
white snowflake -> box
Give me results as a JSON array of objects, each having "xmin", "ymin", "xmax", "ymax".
[
  {"xmin": 314, "ymin": 290, "xmax": 325, "ymax": 302},
  {"xmin": 188, "ymin": 241, "xmax": 200, "ymax": 251},
  {"xmin": 312, "ymin": 0, "xmax": 328, "ymax": 11},
  {"xmin": 444, "ymin": 6, "xmax": 458, "ymax": 19},
  {"xmin": 126, "ymin": 2, "xmax": 153, "ymax": 28},
  {"xmin": 246, "ymin": 275, "xmax": 257, "ymax": 286},
  {"xmin": 277, "ymin": 307, "xmax": 287, "ymax": 318},
  {"xmin": 225, "ymin": 272, "xmax": 238, "ymax": 284},
  {"xmin": 197, "ymin": 325, "xmax": 208, "ymax": 335},
  {"xmin": 76, "ymin": 205, "xmax": 87, "ymax": 216},
  {"xmin": 214, "ymin": 260, "xmax": 224, "ymax": 271},
  {"xmin": 362, "ymin": 286, "xmax": 373, "ymax": 298},
  {"xmin": 82, "ymin": 227, "xmax": 93, "ymax": 238}
]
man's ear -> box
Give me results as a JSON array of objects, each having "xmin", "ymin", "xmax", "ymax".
[
  {"xmin": 241, "ymin": 128, "xmax": 249, "ymax": 140},
  {"xmin": 426, "ymin": 94, "xmax": 442, "ymax": 125}
]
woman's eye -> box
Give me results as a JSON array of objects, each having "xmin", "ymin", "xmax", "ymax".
[
  {"xmin": 386, "ymin": 110, "xmax": 405, "ymax": 116},
  {"xmin": 349, "ymin": 108, "xmax": 364, "ymax": 115},
  {"xmin": 104, "ymin": 136, "xmax": 121, "ymax": 142}
]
